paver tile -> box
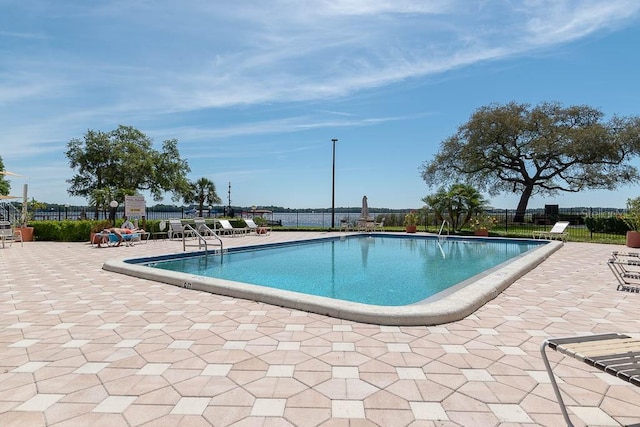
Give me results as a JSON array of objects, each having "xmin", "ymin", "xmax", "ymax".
[{"xmin": 0, "ymin": 236, "xmax": 638, "ymax": 426}]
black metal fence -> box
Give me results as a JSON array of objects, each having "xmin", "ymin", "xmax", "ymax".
[{"xmin": 0, "ymin": 203, "xmax": 629, "ymax": 243}]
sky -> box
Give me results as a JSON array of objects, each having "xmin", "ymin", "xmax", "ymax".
[{"xmin": 1, "ymin": 0, "xmax": 640, "ymax": 211}]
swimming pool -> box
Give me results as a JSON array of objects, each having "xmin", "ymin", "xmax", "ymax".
[
  {"xmin": 103, "ymin": 233, "xmax": 562, "ymax": 325},
  {"xmin": 143, "ymin": 235, "xmax": 542, "ymax": 306}
]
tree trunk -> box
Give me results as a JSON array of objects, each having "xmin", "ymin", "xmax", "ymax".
[{"xmin": 514, "ymin": 185, "xmax": 533, "ymax": 223}]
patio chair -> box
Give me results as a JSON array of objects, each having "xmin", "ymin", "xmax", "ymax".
[
  {"xmin": 0, "ymin": 221, "xmax": 22, "ymax": 248},
  {"xmin": 92, "ymin": 230, "xmax": 140, "ymax": 247},
  {"xmin": 357, "ymin": 218, "xmax": 374, "ymax": 232},
  {"xmin": 193, "ymin": 217, "xmax": 216, "ymax": 238},
  {"xmin": 532, "ymin": 221, "xmax": 569, "ymax": 241},
  {"xmin": 244, "ymin": 218, "xmax": 271, "ymax": 235},
  {"xmin": 168, "ymin": 219, "xmax": 195, "ymax": 240},
  {"xmin": 374, "ymin": 218, "xmax": 385, "ymax": 232},
  {"xmin": 541, "ymin": 333, "xmax": 640, "ymax": 426},
  {"xmin": 607, "ymin": 252, "xmax": 640, "ymax": 292},
  {"xmin": 217, "ymin": 219, "xmax": 246, "ymax": 237},
  {"xmin": 112, "ymin": 231, "xmax": 140, "ymax": 247}
]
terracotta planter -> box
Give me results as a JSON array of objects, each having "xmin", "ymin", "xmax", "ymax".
[
  {"xmin": 626, "ymin": 230, "xmax": 640, "ymax": 248},
  {"xmin": 474, "ymin": 229, "xmax": 489, "ymax": 237},
  {"xmin": 405, "ymin": 225, "xmax": 417, "ymax": 233},
  {"xmin": 17, "ymin": 226, "xmax": 34, "ymax": 242}
]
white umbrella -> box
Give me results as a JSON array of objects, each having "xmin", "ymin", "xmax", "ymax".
[{"xmin": 361, "ymin": 195, "xmax": 369, "ymax": 219}]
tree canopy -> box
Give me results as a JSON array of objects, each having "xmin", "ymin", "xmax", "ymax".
[
  {"xmin": 183, "ymin": 177, "xmax": 223, "ymax": 217},
  {"xmin": 66, "ymin": 125, "xmax": 191, "ymax": 217},
  {"xmin": 0, "ymin": 156, "xmax": 10, "ymax": 196},
  {"xmin": 422, "ymin": 183, "xmax": 487, "ymax": 230},
  {"xmin": 420, "ymin": 102, "xmax": 640, "ymax": 218}
]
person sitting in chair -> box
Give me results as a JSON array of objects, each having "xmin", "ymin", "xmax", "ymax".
[
  {"xmin": 97, "ymin": 227, "xmax": 131, "ymax": 247},
  {"xmin": 121, "ymin": 216, "xmax": 145, "ymax": 233}
]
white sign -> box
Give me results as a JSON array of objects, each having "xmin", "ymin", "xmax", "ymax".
[{"xmin": 125, "ymin": 195, "xmax": 146, "ymax": 217}]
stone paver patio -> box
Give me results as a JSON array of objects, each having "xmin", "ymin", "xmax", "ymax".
[{"xmin": 0, "ymin": 232, "xmax": 638, "ymax": 426}]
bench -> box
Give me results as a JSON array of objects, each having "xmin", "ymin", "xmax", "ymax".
[{"xmin": 541, "ymin": 333, "xmax": 640, "ymax": 426}]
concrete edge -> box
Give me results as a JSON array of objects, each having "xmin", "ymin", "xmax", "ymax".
[{"xmin": 102, "ymin": 238, "xmax": 563, "ymax": 326}]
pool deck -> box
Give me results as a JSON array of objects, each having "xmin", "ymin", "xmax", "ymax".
[{"xmin": 0, "ymin": 232, "xmax": 639, "ymax": 426}]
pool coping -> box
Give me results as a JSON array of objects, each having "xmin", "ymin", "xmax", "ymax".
[{"xmin": 102, "ymin": 234, "xmax": 563, "ymax": 326}]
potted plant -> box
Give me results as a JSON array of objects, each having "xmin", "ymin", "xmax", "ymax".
[
  {"xmin": 16, "ymin": 198, "xmax": 45, "ymax": 241},
  {"xmin": 471, "ymin": 213, "xmax": 498, "ymax": 237},
  {"xmin": 624, "ymin": 197, "xmax": 640, "ymax": 248},
  {"xmin": 404, "ymin": 211, "xmax": 418, "ymax": 233}
]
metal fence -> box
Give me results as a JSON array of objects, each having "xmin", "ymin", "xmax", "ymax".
[{"xmin": 0, "ymin": 203, "xmax": 628, "ymax": 242}]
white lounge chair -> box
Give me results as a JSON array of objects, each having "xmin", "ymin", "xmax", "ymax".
[
  {"xmin": 193, "ymin": 217, "xmax": 216, "ymax": 238},
  {"xmin": 168, "ymin": 219, "xmax": 195, "ymax": 240},
  {"xmin": 244, "ymin": 218, "xmax": 271, "ymax": 235},
  {"xmin": 217, "ymin": 219, "xmax": 246, "ymax": 237},
  {"xmin": 532, "ymin": 221, "xmax": 569, "ymax": 241}
]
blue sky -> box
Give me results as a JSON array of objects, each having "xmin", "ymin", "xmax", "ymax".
[{"xmin": 2, "ymin": 1, "xmax": 640, "ymax": 210}]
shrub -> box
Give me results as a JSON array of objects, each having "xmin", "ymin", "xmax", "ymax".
[
  {"xmin": 624, "ymin": 197, "xmax": 640, "ymax": 231},
  {"xmin": 584, "ymin": 215, "xmax": 628, "ymax": 234}
]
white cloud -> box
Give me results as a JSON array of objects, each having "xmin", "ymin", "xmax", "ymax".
[{"xmin": 1, "ymin": 0, "xmax": 639, "ymax": 206}]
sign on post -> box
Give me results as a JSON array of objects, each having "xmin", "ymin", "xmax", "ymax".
[{"xmin": 125, "ymin": 195, "xmax": 146, "ymax": 218}]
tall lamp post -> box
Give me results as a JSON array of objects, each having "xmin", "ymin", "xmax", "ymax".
[
  {"xmin": 331, "ymin": 138, "xmax": 338, "ymax": 229},
  {"xmin": 109, "ymin": 200, "xmax": 118, "ymax": 226}
]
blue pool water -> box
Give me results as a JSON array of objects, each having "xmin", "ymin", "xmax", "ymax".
[{"xmin": 143, "ymin": 235, "xmax": 544, "ymax": 306}]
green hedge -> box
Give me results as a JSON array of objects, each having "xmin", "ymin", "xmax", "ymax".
[
  {"xmin": 584, "ymin": 215, "xmax": 628, "ymax": 234},
  {"xmin": 32, "ymin": 220, "xmax": 94, "ymax": 241},
  {"xmin": 29, "ymin": 218, "xmax": 250, "ymax": 241}
]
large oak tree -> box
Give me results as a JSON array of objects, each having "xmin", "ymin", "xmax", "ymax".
[
  {"xmin": 421, "ymin": 102, "xmax": 640, "ymax": 220},
  {"xmin": 66, "ymin": 125, "xmax": 191, "ymax": 218}
]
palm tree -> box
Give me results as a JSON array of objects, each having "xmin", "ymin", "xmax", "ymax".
[
  {"xmin": 422, "ymin": 183, "xmax": 488, "ymax": 230},
  {"xmin": 185, "ymin": 178, "xmax": 222, "ymax": 217}
]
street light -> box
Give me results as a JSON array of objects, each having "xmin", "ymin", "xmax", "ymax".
[
  {"xmin": 202, "ymin": 189, "xmax": 208, "ymax": 217},
  {"xmin": 331, "ymin": 138, "xmax": 338, "ymax": 229},
  {"xmin": 109, "ymin": 200, "xmax": 118, "ymax": 225}
]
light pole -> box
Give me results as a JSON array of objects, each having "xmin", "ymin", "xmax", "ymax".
[
  {"xmin": 331, "ymin": 138, "xmax": 338, "ymax": 229},
  {"xmin": 109, "ymin": 200, "xmax": 118, "ymax": 226},
  {"xmin": 202, "ymin": 189, "xmax": 208, "ymax": 217}
]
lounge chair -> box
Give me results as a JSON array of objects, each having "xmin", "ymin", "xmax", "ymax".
[
  {"xmin": 541, "ymin": 333, "xmax": 640, "ymax": 426},
  {"xmin": 532, "ymin": 221, "xmax": 569, "ymax": 241},
  {"xmin": 193, "ymin": 217, "xmax": 216, "ymax": 238},
  {"xmin": 114, "ymin": 231, "xmax": 141, "ymax": 246},
  {"xmin": 0, "ymin": 221, "xmax": 22, "ymax": 248},
  {"xmin": 244, "ymin": 218, "xmax": 271, "ymax": 235},
  {"xmin": 607, "ymin": 252, "xmax": 640, "ymax": 292},
  {"xmin": 168, "ymin": 219, "xmax": 196, "ymax": 240},
  {"xmin": 374, "ymin": 218, "xmax": 385, "ymax": 232},
  {"xmin": 217, "ymin": 219, "xmax": 246, "ymax": 237},
  {"xmin": 92, "ymin": 230, "xmax": 140, "ymax": 247}
]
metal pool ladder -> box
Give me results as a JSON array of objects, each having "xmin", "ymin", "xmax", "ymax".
[
  {"xmin": 438, "ymin": 220, "xmax": 449, "ymax": 241},
  {"xmin": 182, "ymin": 224, "xmax": 223, "ymax": 257}
]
